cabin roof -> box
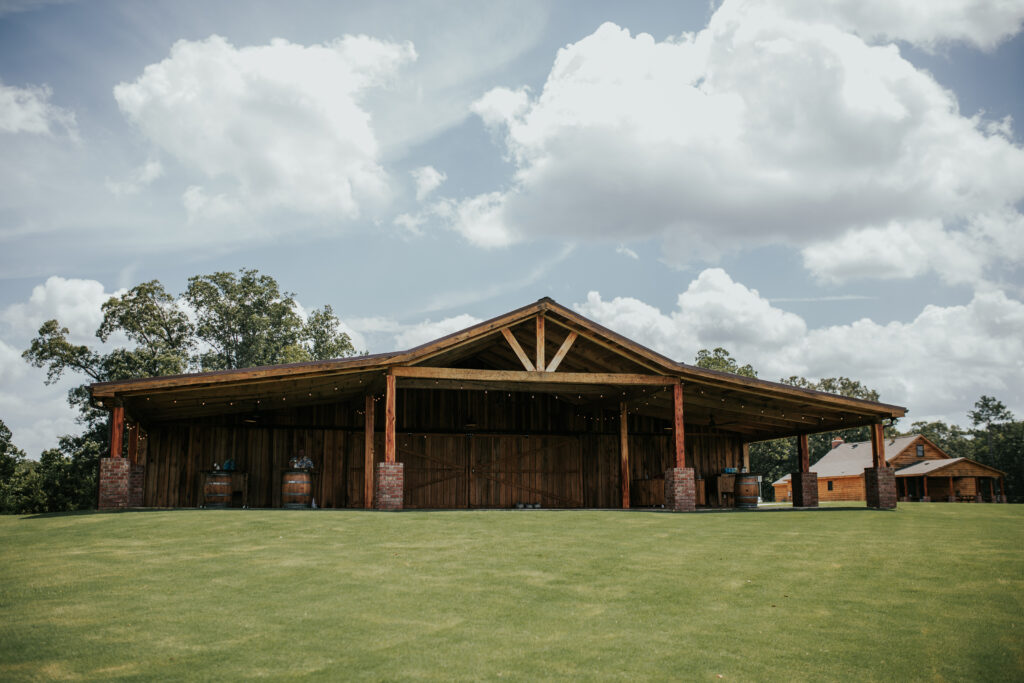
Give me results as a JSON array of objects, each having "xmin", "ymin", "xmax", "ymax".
[
  {"xmin": 895, "ymin": 457, "xmax": 1006, "ymax": 477},
  {"xmin": 90, "ymin": 297, "xmax": 906, "ymax": 440},
  {"xmin": 774, "ymin": 435, "xmax": 921, "ymax": 483}
]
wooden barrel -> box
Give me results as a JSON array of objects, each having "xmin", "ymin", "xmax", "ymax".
[
  {"xmin": 282, "ymin": 470, "xmax": 312, "ymax": 509},
  {"xmin": 734, "ymin": 474, "xmax": 761, "ymax": 509},
  {"xmin": 204, "ymin": 472, "xmax": 232, "ymax": 508}
]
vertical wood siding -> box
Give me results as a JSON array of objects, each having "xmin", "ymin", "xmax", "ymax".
[{"xmin": 142, "ymin": 389, "xmax": 745, "ymax": 508}]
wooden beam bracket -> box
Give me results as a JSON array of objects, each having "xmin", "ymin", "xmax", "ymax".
[
  {"xmin": 546, "ymin": 331, "xmax": 577, "ymax": 373},
  {"xmin": 501, "ymin": 328, "xmax": 535, "ymax": 372}
]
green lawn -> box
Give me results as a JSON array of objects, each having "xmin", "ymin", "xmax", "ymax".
[{"xmin": 1, "ymin": 504, "xmax": 1021, "ymax": 681}]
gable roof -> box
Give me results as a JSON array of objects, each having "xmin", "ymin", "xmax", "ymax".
[
  {"xmin": 896, "ymin": 457, "xmax": 1006, "ymax": 477},
  {"xmin": 90, "ymin": 297, "xmax": 906, "ymax": 440},
  {"xmin": 774, "ymin": 435, "xmax": 921, "ymax": 484}
]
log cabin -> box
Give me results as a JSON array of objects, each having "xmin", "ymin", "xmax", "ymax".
[
  {"xmin": 90, "ymin": 298, "xmax": 908, "ymax": 511},
  {"xmin": 772, "ymin": 435, "xmax": 1007, "ymax": 503}
]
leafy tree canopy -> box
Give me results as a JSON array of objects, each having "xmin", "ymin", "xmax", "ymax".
[
  {"xmin": 694, "ymin": 347, "xmax": 757, "ymax": 378},
  {"xmin": 0, "ymin": 419, "xmax": 26, "ymax": 482},
  {"xmin": 968, "ymin": 395, "xmax": 1014, "ymax": 428}
]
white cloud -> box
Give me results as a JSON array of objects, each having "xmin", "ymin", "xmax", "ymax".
[
  {"xmin": 411, "ymin": 166, "xmax": 447, "ymax": 201},
  {"xmin": 114, "ymin": 34, "xmax": 416, "ymax": 222},
  {"xmin": 435, "ymin": 5, "xmax": 1024, "ymax": 285},
  {"xmin": 1, "ymin": 276, "xmax": 123, "ymax": 343},
  {"xmin": 105, "ymin": 160, "xmax": 164, "ymax": 196},
  {"xmin": 616, "ymin": 245, "xmax": 639, "ymax": 260},
  {"xmin": 762, "ymin": 0, "xmax": 1024, "ymax": 52},
  {"xmin": 392, "ymin": 314, "xmax": 483, "ymax": 349},
  {"xmin": 0, "ymin": 79, "xmax": 76, "ymax": 137},
  {"xmin": 393, "ymin": 212, "xmax": 427, "ymax": 235},
  {"xmin": 575, "ymin": 268, "xmax": 1024, "ymax": 426}
]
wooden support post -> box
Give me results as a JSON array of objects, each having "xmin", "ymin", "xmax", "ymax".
[
  {"xmin": 620, "ymin": 402, "xmax": 630, "ymax": 509},
  {"xmin": 535, "ymin": 315, "xmax": 545, "ymax": 371},
  {"xmin": 673, "ymin": 383, "xmax": 685, "ymax": 469},
  {"xmin": 109, "ymin": 405, "xmax": 124, "ymax": 458},
  {"xmin": 364, "ymin": 394, "xmax": 375, "ymax": 509},
  {"xmin": 798, "ymin": 434, "xmax": 810, "ymax": 473},
  {"xmin": 949, "ymin": 475, "xmax": 954, "ymax": 500},
  {"xmin": 923, "ymin": 476, "xmax": 928, "ymax": 498},
  {"xmin": 901, "ymin": 477, "xmax": 907, "ymax": 498},
  {"xmin": 989, "ymin": 478, "xmax": 995, "ymax": 501},
  {"xmin": 384, "ymin": 373, "xmax": 396, "ymax": 464},
  {"xmin": 741, "ymin": 442, "xmax": 750, "ymax": 471},
  {"xmin": 999, "ymin": 477, "xmax": 1005, "ymax": 501},
  {"xmin": 127, "ymin": 422, "xmax": 139, "ymax": 464},
  {"xmin": 870, "ymin": 423, "xmax": 886, "ymax": 468}
]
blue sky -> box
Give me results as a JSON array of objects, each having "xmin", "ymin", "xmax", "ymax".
[{"xmin": 1, "ymin": 0, "xmax": 1023, "ymax": 457}]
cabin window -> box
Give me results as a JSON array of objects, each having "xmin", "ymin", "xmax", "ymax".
[
  {"xmin": 827, "ymin": 481, "xmax": 834, "ymax": 491},
  {"xmin": 916, "ymin": 444, "xmax": 925, "ymax": 458}
]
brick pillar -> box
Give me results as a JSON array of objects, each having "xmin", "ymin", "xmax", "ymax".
[
  {"xmin": 99, "ymin": 457, "xmax": 131, "ymax": 509},
  {"xmin": 865, "ymin": 467, "xmax": 897, "ymax": 509},
  {"xmin": 664, "ymin": 467, "xmax": 696, "ymax": 512},
  {"xmin": 790, "ymin": 471, "xmax": 818, "ymax": 508},
  {"xmin": 375, "ymin": 462, "xmax": 404, "ymax": 510},
  {"xmin": 129, "ymin": 464, "xmax": 145, "ymax": 507}
]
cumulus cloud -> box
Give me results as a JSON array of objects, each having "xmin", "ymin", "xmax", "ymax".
[
  {"xmin": 0, "ymin": 79, "xmax": 76, "ymax": 137},
  {"xmin": 411, "ymin": 166, "xmax": 447, "ymax": 201},
  {"xmin": 105, "ymin": 160, "xmax": 164, "ymax": 196},
  {"xmin": 764, "ymin": 0, "xmax": 1024, "ymax": 52},
  {"xmin": 575, "ymin": 269, "xmax": 1024, "ymax": 425},
  {"xmin": 434, "ymin": 3, "xmax": 1024, "ymax": 286},
  {"xmin": 114, "ymin": 34, "xmax": 416, "ymax": 222},
  {"xmin": 1, "ymin": 276, "xmax": 124, "ymax": 343},
  {"xmin": 392, "ymin": 314, "xmax": 483, "ymax": 349}
]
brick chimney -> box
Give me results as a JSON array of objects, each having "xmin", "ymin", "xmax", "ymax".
[{"xmin": 831, "ymin": 437, "xmax": 844, "ymax": 449}]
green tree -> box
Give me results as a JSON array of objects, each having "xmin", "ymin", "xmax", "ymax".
[
  {"xmin": 0, "ymin": 419, "xmax": 47, "ymax": 514},
  {"xmin": 20, "ymin": 269, "xmax": 359, "ymax": 512},
  {"xmin": 968, "ymin": 396, "xmax": 1021, "ymax": 502},
  {"xmin": 0, "ymin": 419, "xmax": 26, "ymax": 482},
  {"xmin": 694, "ymin": 347, "xmax": 757, "ymax": 378},
  {"xmin": 184, "ymin": 270, "xmax": 355, "ymax": 370}
]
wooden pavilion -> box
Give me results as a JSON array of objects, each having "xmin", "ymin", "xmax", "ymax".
[{"xmin": 90, "ymin": 298, "xmax": 907, "ymax": 511}]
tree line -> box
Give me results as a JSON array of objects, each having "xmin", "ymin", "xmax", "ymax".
[
  {"xmin": 1, "ymin": 269, "xmax": 357, "ymax": 514},
  {"xmin": 693, "ymin": 347, "xmax": 1022, "ymax": 502}
]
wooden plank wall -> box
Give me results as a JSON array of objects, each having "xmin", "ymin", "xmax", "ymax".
[
  {"xmin": 818, "ymin": 476, "xmax": 866, "ymax": 502},
  {"xmin": 888, "ymin": 438, "xmax": 948, "ymax": 468},
  {"xmin": 141, "ymin": 388, "xmax": 745, "ymax": 508}
]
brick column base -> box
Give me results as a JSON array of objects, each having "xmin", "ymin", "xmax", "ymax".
[
  {"xmin": 865, "ymin": 467, "xmax": 897, "ymax": 509},
  {"xmin": 920, "ymin": 496, "xmax": 930, "ymax": 502},
  {"xmin": 375, "ymin": 462, "xmax": 404, "ymax": 510},
  {"xmin": 129, "ymin": 464, "xmax": 145, "ymax": 507},
  {"xmin": 99, "ymin": 458, "xmax": 131, "ymax": 509},
  {"xmin": 791, "ymin": 471, "xmax": 819, "ymax": 508},
  {"xmin": 664, "ymin": 467, "xmax": 696, "ymax": 512}
]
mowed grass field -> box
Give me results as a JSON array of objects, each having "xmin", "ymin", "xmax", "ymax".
[{"xmin": 1, "ymin": 504, "xmax": 1021, "ymax": 681}]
